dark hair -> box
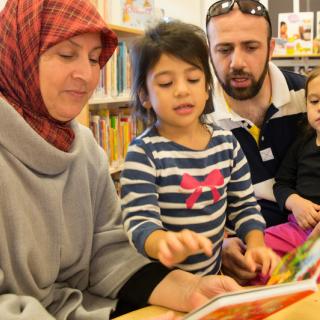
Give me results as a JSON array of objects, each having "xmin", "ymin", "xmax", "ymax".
[
  {"xmin": 130, "ymin": 20, "xmax": 214, "ymax": 126},
  {"xmin": 301, "ymin": 67, "xmax": 320, "ymax": 140}
]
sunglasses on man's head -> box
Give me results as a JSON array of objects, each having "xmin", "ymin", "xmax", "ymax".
[{"xmin": 206, "ymin": 0, "xmax": 271, "ymax": 27}]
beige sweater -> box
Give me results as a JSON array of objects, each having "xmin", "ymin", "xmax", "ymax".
[{"xmin": 0, "ymin": 98, "xmax": 148, "ymax": 319}]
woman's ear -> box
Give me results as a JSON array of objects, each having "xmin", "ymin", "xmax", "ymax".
[{"xmin": 139, "ymin": 90, "xmax": 152, "ymax": 109}]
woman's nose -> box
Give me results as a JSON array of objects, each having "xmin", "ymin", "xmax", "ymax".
[{"xmin": 71, "ymin": 58, "xmax": 93, "ymax": 82}]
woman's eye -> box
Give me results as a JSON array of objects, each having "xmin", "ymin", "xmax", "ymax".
[
  {"xmin": 59, "ymin": 54, "xmax": 73, "ymax": 59},
  {"xmin": 89, "ymin": 58, "xmax": 99, "ymax": 65}
]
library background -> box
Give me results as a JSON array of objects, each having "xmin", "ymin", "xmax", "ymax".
[{"xmin": 81, "ymin": 0, "xmax": 320, "ymax": 190}]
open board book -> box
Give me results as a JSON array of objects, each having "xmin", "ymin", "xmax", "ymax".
[{"xmin": 183, "ymin": 236, "xmax": 320, "ymax": 320}]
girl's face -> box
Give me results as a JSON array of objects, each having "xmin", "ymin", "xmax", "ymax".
[
  {"xmin": 306, "ymin": 76, "xmax": 320, "ymax": 141},
  {"xmin": 39, "ymin": 32, "xmax": 102, "ymax": 122},
  {"xmin": 144, "ymin": 53, "xmax": 209, "ymax": 135}
]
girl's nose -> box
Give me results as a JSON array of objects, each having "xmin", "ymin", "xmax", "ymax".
[{"xmin": 174, "ymin": 80, "xmax": 189, "ymax": 97}]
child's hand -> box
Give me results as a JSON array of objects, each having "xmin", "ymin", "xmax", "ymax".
[
  {"xmin": 157, "ymin": 229, "xmax": 213, "ymax": 267},
  {"xmin": 308, "ymin": 220, "xmax": 320, "ymax": 239},
  {"xmin": 286, "ymin": 194, "xmax": 320, "ymax": 230},
  {"xmin": 244, "ymin": 246, "xmax": 280, "ymax": 277}
]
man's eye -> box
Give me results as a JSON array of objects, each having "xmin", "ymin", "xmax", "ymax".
[
  {"xmin": 247, "ymin": 46, "xmax": 258, "ymax": 51},
  {"xmin": 217, "ymin": 48, "xmax": 231, "ymax": 54}
]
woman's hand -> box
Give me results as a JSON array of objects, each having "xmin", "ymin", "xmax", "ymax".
[
  {"xmin": 149, "ymin": 269, "xmax": 242, "ymax": 312},
  {"xmin": 145, "ymin": 311, "xmax": 181, "ymax": 320}
]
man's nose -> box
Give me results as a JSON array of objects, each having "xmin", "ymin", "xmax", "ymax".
[{"xmin": 230, "ymin": 48, "xmax": 245, "ymax": 70}]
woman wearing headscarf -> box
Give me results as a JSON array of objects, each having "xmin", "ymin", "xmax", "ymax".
[{"xmin": 0, "ymin": 0, "xmax": 241, "ymax": 319}]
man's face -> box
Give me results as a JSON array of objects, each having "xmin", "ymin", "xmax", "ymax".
[{"xmin": 207, "ymin": 8, "xmax": 273, "ymax": 100}]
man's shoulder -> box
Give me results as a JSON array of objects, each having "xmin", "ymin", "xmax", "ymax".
[{"xmin": 279, "ymin": 69, "xmax": 306, "ymax": 91}]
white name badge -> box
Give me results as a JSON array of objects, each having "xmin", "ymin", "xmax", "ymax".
[{"xmin": 260, "ymin": 147, "xmax": 274, "ymax": 162}]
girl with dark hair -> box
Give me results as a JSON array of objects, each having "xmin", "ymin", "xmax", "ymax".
[
  {"xmin": 121, "ymin": 20, "xmax": 278, "ymax": 277},
  {"xmin": 265, "ymin": 67, "xmax": 320, "ymax": 256}
]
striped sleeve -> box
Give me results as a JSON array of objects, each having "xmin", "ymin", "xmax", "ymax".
[
  {"xmin": 226, "ymin": 136, "xmax": 266, "ymax": 241},
  {"xmin": 121, "ymin": 140, "xmax": 164, "ymax": 257}
]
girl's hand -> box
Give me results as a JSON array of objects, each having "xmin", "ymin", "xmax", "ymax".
[
  {"xmin": 286, "ymin": 194, "xmax": 320, "ymax": 230},
  {"xmin": 157, "ymin": 229, "xmax": 213, "ymax": 267},
  {"xmin": 244, "ymin": 246, "xmax": 280, "ymax": 276},
  {"xmin": 308, "ymin": 221, "xmax": 320, "ymax": 239}
]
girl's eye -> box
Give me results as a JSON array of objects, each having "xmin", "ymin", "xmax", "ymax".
[
  {"xmin": 188, "ymin": 78, "xmax": 200, "ymax": 83},
  {"xmin": 158, "ymin": 82, "xmax": 172, "ymax": 87},
  {"xmin": 309, "ymin": 99, "xmax": 319, "ymax": 105}
]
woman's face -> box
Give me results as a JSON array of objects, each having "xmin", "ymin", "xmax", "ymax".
[{"xmin": 39, "ymin": 32, "xmax": 102, "ymax": 121}]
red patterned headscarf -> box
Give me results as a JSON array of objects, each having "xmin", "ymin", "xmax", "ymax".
[{"xmin": 0, "ymin": 0, "xmax": 117, "ymax": 151}]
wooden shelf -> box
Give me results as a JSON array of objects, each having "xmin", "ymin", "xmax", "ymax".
[
  {"xmin": 109, "ymin": 24, "xmax": 144, "ymax": 37},
  {"xmin": 272, "ymin": 53, "xmax": 320, "ymax": 71},
  {"xmin": 273, "ymin": 53, "xmax": 320, "ymax": 58},
  {"xmin": 89, "ymin": 94, "xmax": 131, "ymax": 105}
]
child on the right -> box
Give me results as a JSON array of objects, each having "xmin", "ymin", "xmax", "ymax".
[{"xmin": 265, "ymin": 67, "xmax": 320, "ymax": 257}]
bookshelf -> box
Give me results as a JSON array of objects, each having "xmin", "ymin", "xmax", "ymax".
[
  {"xmin": 74, "ymin": 0, "xmax": 149, "ymax": 181},
  {"xmin": 75, "ymin": 11, "xmax": 145, "ymax": 177},
  {"xmin": 108, "ymin": 24, "xmax": 144, "ymax": 37},
  {"xmin": 272, "ymin": 53, "xmax": 320, "ymax": 73}
]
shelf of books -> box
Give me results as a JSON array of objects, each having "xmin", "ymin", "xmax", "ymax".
[
  {"xmin": 79, "ymin": 1, "xmax": 148, "ymax": 179},
  {"xmin": 89, "ymin": 106, "xmax": 144, "ymax": 175},
  {"xmin": 272, "ymin": 54, "xmax": 320, "ymax": 74}
]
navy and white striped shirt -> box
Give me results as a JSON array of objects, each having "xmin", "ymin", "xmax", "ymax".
[
  {"xmin": 209, "ymin": 62, "xmax": 306, "ymax": 227},
  {"xmin": 121, "ymin": 125, "xmax": 265, "ymax": 275}
]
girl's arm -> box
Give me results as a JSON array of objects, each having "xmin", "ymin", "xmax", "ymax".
[{"xmin": 121, "ymin": 142, "xmax": 164, "ymax": 256}]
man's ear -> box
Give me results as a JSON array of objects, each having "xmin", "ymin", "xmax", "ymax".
[
  {"xmin": 269, "ymin": 38, "xmax": 275, "ymax": 60},
  {"xmin": 139, "ymin": 90, "xmax": 152, "ymax": 109}
]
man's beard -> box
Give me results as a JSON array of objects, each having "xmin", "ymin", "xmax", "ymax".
[{"xmin": 213, "ymin": 57, "xmax": 269, "ymax": 101}]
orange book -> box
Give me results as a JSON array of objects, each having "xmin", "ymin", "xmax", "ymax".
[{"xmin": 183, "ymin": 236, "xmax": 320, "ymax": 320}]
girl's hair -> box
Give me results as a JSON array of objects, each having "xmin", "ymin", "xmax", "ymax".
[
  {"xmin": 130, "ymin": 20, "xmax": 214, "ymax": 126},
  {"xmin": 302, "ymin": 67, "xmax": 320, "ymax": 140}
]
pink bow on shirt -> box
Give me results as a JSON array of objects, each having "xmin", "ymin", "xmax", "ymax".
[{"xmin": 180, "ymin": 169, "xmax": 224, "ymax": 209}]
